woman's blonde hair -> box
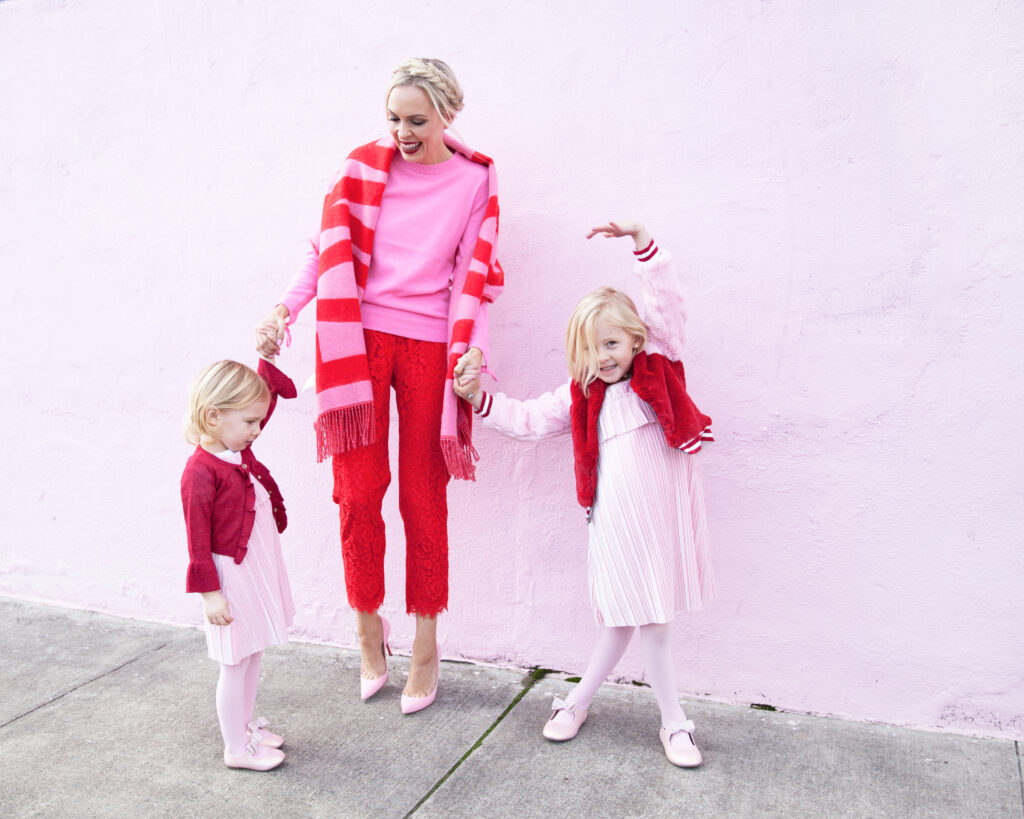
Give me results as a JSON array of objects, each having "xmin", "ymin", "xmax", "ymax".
[
  {"xmin": 184, "ymin": 360, "xmax": 269, "ymax": 445},
  {"xmin": 565, "ymin": 287, "xmax": 648, "ymax": 396},
  {"xmin": 386, "ymin": 58, "xmax": 465, "ymax": 126}
]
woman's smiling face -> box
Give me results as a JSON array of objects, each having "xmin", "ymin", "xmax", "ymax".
[{"xmin": 386, "ymin": 85, "xmax": 452, "ymax": 165}]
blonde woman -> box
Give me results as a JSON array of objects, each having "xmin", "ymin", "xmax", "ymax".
[
  {"xmin": 455, "ymin": 221, "xmax": 715, "ymax": 767},
  {"xmin": 256, "ymin": 58, "xmax": 502, "ymax": 713}
]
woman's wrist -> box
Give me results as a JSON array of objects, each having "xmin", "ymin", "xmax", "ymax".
[{"xmin": 273, "ymin": 304, "xmax": 290, "ymax": 321}]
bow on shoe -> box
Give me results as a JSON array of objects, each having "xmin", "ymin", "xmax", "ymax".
[
  {"xmin": 247, "ymin": 717, "xmax": 270, "ymax": 735},
  {"xmin": 550, "ymin": 697, "xmax": 577, "ymax": 717},
  {"xmin": 662, "ymin": 719, "xmax": 696, "ymax": 737},
  {"xmin": 246, "ymin": 716, "xmax": 284, "ymax": 749}
]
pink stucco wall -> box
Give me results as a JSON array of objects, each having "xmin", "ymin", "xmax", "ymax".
[{"xmin": 2, "ymin": 1, "xmax": 1022, "ymax": 738}]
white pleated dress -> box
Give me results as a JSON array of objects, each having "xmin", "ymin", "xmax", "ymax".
[
  {"xmin": 204, "ymin": 449, "xmax": 295, "ymax": 665},
  {"xmin": 587, "ymin": 379, "xmax": 714, "ymax": 627}
]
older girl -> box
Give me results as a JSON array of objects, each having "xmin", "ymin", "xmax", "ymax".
[
  {"xmin": 455, "ymin": 221, "xmax": 714, "ymax": 767},
  {"xmin": 256, "ymin": 58, "xmax": 502, "ymax": 713}
]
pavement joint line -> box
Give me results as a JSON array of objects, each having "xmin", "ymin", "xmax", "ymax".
[
  {"xmin": 0, "ymin": 633, "xmax": 191, "ymax": 730},
  {"xmin": 402, "ymin": 666, "xmax": 551, "ymax": 818},
  {"xmin": 1016, "ymin": 740, "xmax": 1024, "ymax": 817}
]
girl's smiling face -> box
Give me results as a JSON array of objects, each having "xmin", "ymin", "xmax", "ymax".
[
  {"xmin": 386, "ymin": 84, "xmax": 452, "ymax": 165},
  {"xmin": 205, "ymin": 399, "xmax": 270, "ymax": 453},
  {"xmin": 593, "ymin": 319, "xmax": 640, "ymax": 383}
]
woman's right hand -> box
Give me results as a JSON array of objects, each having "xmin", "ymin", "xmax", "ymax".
[
  {"xmin": 255, "ymin": 305, "xmax": 290, "ymax": 357},
  {"xmin": 201, "ymin": 591, "xmax": 233, "ymax": 626}
]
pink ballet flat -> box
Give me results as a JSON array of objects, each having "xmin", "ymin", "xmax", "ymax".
[
  {"xmin": 223, "ymin": 738, "xmax": 285, "ymax": 771},
  {"xmin": 360, "ymin": 615, "xmax": 392, "ymax": 701},
  {"xmin": 659, "ymin": 719, "xmax": 702, "ymax": 768},
  {"xmin": 400, "ymin": 642, "xmax": 440, "ymax": 715},
  {"xmin": 247, "ymin": 717, "xmax": 283, "ymax": 749},
  {"xmin": 542, "ymin": 698, "xmax": 588, "ymax": 741}
]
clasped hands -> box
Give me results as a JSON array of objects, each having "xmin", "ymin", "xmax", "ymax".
[{"xmin": 453, "ymin": 347, "xmax": 483, "ymax": 408}]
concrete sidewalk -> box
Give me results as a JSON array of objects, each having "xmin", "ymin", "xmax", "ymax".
[{"xmin": 0, "ymin": 598, "xmax": 1020, "ymax": 818}]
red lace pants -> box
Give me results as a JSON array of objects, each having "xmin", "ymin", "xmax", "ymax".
[{"xmin": 332, "ymin": 330, "xmax": 450, "ymax": 616}]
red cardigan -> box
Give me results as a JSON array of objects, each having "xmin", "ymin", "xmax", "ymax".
[{"xmin": 180, "ymin": 360, "xmax": 296, "ymax": 593}]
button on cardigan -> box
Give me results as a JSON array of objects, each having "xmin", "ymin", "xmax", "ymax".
[{"xmin": 180, "ymin": 359, "xmax": 296, "ymax": 593}]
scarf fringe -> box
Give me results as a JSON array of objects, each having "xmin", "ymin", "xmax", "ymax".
[
  {"xmin": 441, "ymin": 435, "xmax": 479, "ymax": 482},
  {"xmin": 314, "ymin": 403, "xmax": 375, "ymax": 463}
]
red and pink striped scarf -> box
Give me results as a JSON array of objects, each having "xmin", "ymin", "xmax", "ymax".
[{"xmin": 313, "ymin": 135, "xmax": 503, "ymax": 480}]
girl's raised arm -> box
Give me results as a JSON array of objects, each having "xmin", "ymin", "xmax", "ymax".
[
  {"xmin": 634, "ymin": 243, "xmax": 686, "ymax": 361},
  {"xmin": 587, "ymin": 219, "xmax": 686, "ymax": 360}
]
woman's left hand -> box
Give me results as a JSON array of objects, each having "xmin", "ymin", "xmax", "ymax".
[{"xmin": 453, "ymin": 347, "xmax": 483, "ymax": 398}]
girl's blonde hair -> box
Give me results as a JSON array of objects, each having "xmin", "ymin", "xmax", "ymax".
[
  {"xmin": 566, "ymin": 287, "xmax": 648, "ymax": 396},
  {"xmin": 386, "ymin": 58, "xmax": 465, "ymax": 126},
  {"xmin": 184, "ymin": 360, "xmax": 269, "ymax": 445}
]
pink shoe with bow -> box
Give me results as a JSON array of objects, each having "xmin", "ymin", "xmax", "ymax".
[
  {"xmin": 247, "ymin": 717, "xmax": 283, "ymax": 749},
  {"xmin": 542, "ymin": 697, "xmax": 588, "ymax": 741},
  {"xmin": 659, "ymin": 719, "xmax": 702, "ymax": 767},
  {"xmin": 223, "ymin": 737, "xmax": 285, "ymax": 771}
]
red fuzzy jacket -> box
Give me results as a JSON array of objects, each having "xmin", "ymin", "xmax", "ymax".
[
  {"xmin": 570, "ymin": 351, "xmax": 712, "ymax": 515},
  {"xmin": 180, "ymin": 360, "xmax": 296, "ymax": 593}
]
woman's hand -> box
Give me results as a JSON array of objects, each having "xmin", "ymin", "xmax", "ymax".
[
  {"xmin": 586, "ymin": 220, "xmax": 652, "ymax": 252},
  {"xmin": 201, "ymin": 591, "xmax": 233, "ymax": 626},
  {"xmin": 453, "ymin": 372, "xmax": 483, "ymax": 410},
  {"xmin": 255, "ymin": 305, "xmax": 289, "ymax": 358},
  {"xmin": 453, "ymin": 347, "xmax": 483, "ymax": 405}
]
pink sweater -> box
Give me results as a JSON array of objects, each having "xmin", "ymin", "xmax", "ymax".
[{"xmin": 279, "ymin": 151, "xmax": 491, "ymax": 359}]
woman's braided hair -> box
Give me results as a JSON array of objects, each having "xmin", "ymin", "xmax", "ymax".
[{"xmin": 386, "ymin": 58, "xmax": 464, "ymax": 125}]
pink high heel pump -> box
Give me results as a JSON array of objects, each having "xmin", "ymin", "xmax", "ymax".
[
  {"xmin": 400, "ymin": 642, "xmax": 440, "ymax": 715},
  {"xmin": 360, "ymin": 615, "xmax": 392, "ymax": 701}
]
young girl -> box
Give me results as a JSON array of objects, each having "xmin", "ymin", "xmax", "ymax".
[
  {"xmin": 181, "ymin": 357, "xmax": 297, "ymax": 771},
  {"xmin": 454, "ymin": 220, "xmax": 714, "ymax": 767}
]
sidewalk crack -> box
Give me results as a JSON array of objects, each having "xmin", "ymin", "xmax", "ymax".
[
  {"xmin": 0, "ymin": 633, "xmax": 191, "ymax": 730},
  {"xmin": 403, "ymin": 667, "xmax": 551, "ymax": 817},
  {"xmin": 1016, "ymin": 741, "xmax": 1024, "ymax": 818}
]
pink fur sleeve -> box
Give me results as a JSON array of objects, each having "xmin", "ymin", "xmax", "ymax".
[{"xmin": 636, "ymin": 249, "xmax": 687, "ymax": 361}]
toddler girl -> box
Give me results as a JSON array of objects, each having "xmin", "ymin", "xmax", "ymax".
[
  {"xmin": 181, "ymin": 357, "xmax": 297, "ymax": 771},
  {"xmin": 455, "ymin": 220, "xmax": 714, "ymax": 767}
]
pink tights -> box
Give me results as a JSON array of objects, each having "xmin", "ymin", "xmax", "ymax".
[
  {"xmin": 563, "ymin": 623, "xmax": 686, "ymax": 726},
  {"xmin": 215, "ymin": 651, "xmax": 263, "ymax": 755}
]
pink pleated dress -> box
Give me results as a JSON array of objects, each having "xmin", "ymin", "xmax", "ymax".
[
  {"xmin": 587, "ymin": 379, "xmax": 715, "ymax": 627},
  {"xmin": 204, "ymin": 449, "xmax": 295, "ymax": 665},
  {"xmin": 478, "ymin": 247, "xmax": 713, "ymax": 628}
]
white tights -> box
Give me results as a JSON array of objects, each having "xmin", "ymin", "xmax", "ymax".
[
  {"xmin": 215, "ymin": 651, "xmax": 263, "ymax": 755},
  {"xmin": 563, "ymin": 623, "xmax": 686, "ymax": 726}
]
